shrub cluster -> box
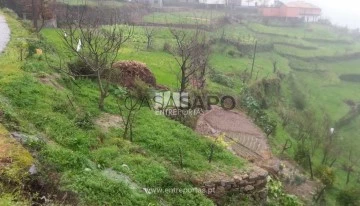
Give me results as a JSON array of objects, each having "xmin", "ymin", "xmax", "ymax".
[
  {"xmin": 208, "ymin": 68, "xmax": 235, "ymax": 88},
  {"xmin": 241, "ymin": 89, "xmax": 277, "ymax": 137}
]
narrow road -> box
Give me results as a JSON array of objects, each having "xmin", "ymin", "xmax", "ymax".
[{"xmin": 0, "ymin": 15, "xmax": 10, "ymax": 53}]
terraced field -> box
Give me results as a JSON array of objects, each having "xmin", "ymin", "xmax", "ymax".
[{"xmin": 196, "ymin": 106, "xmax": 271, "ymax": 162}]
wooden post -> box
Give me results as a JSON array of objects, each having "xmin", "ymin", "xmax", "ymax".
[{"xmin": 249, "ymin": 40, "xmax": 257, "ymax": 81}]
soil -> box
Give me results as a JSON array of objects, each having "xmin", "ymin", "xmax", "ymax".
[
  {"xmin": 196, "ymin": 106, "xmax": 272, "ymax": 161},
  {"xmin": 95, "ymin": 113, "xmax": 123, "ymax": 132},
  {"xmin": 196, "ymin": 106, "xmax": 321, "ymax": 203},
  {"xmin": 38, "ymin": 73, "xmax": 65, "ymax": 90}
]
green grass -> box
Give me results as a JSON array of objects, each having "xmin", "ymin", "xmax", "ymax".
[
  {"xmin": 56, "ymin": 0, "xmax": 124, "ymax": 7},
  {"xmin": 4, "ymin": 5, "xmax": 360, "ymax": 205},
  {"xmin": 1, "ymin": 10, "xmax": 248, "ymax": 206},
  {"xmin": 143, "ymin": 10, "xmax": 226, "ymax": 25},
  {"xmin": 274, "ymin": 43, "xmax": 358, "ymax": 59},
  {"xmin": 248, "ymin": 23, "xmax": 351, "ymax": 41},
  {"xmin": 118, "ymin": 48, "xmax": 179, "ymax": 88}
]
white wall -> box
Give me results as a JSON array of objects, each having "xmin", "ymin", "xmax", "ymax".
[
  {"xmin": 199, "ymin": 0, "xmax": 227, "ymax": 5},
  {"xmin": 243, "ymin": 0, "xmax": 275, "ymax": 7}
]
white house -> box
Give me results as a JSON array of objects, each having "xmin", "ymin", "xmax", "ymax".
[
  {"xmin": 243, "ymin": 0, "xmax": 275, "ymax": 7},
  {"xmin": 199, "ymin": 0, "xmax": 227, "ymax": 4}
]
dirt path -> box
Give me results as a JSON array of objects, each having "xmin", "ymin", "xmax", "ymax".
[
  {"xmin": 0, "ymin": 15, "xmax": 10, "ymax": 53},
  {"xmin": 196, "ymin": 106, "xmax": 321, "ymax": 203},
  {"xmin": 197, "ymin": 106, "xmax": 272, "ymax": 162}
]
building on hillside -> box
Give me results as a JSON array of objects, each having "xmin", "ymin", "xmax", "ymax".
[
  {"xmin": 198, "ymin": 0, "xmax": 242, "ymax": 7},
  {"xmin": 258, "ymin": 1, "xmax": 321, "ymax": 22},
  {"xmin": 199, "ymin": 0, "xmax": 226, "ymax": 4},
  {"xmin": 243, "ymin": 0, "xmax": 275, "ymax": 7}
]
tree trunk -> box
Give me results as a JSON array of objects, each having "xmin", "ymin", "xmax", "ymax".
[
  {"xmin": 180, "ymin": 66, "xmax": 186, "ymax": 93},
  {"xmin": 308, "ymin": 153, "xmax": 314, "ymax": 179},
  {"xmin": 346, "ymin": 169, "xmax": 351, "ymax": 185},
  {"xmin": 97, "ymin": 71, "xmax": 107, "ymax": 110},
  {"xmin": 329, "ymin": 158, "xmax": 337, "ymax": 167},
  {"xmin": 179, "ymin": 148, "xmax": 183, "ymax": 168},
  {"xmin": 129, "ymin": 120, "xmax": 133, "ymax": 142},
  {"xmin": 209, "ymin": 144, "xmax": 215, "ymax": 163},
  {"xmin": 147, "ymin": 37, "xmax": 151, "ymax": 50},
  {"xmin": 315, "ymin": 186, "xmax": 326, "ymax": 203},
  {"xmin": 322, "ymin": 147, "xmax": 328, "ymax": 164},
  {"xmin": 98, "ymin": 93, "xmax": 106, "ymax": 111},
  {"xmin": 123, "ymin": 111, "xmax": 132, "ymax": 139}
]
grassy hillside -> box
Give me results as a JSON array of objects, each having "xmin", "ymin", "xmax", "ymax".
[
  {"xmin": 56, "ymin": 0, "xmax": 124, "ymax": 7},
  {"xmin": 2, "ymin": 3, "xmax": 360, "ymax": 204},
  {"xmin": 0, "ymin": 11, "xmax": 248, "ymax": 205}
]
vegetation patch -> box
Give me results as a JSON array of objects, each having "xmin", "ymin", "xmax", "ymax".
[{"xmin": 339, "ymin": 74, "xmax": 360, "ymax": 83}]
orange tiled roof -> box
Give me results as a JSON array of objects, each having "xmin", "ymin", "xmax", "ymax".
[{"xmin": 285, "ymin": 1, "xmax": 320, "ymax": 9}]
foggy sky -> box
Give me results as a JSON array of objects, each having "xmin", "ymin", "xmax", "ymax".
[{"xmin": 283, "ymin": 0, "xmax": 360, "ymax": 29}]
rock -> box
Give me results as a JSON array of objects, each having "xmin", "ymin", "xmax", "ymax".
[
  {"xmin": 233, "ymin": 175, "xmax": 242, "ymax": 182},
  {"xmin": 11, "ymin": 132, "xmax": 29, "ymax": 144},
  {"xmin": 247, "ymin": 181, "xmax": 255, "ymax": 185},
  {"xmin": 29, "ymin": 164, "xmax": 37, "ymax": 175},
  {"xmin": 258, "ymin": 189, "xmax": 268, "ymax": 199},
  {"xmin": 216, "ymin": 186, "xmax": 226, "ymax": 194},
  {"xmin": 262, "ymin": 158, "xmax": 281, "ymax": 175},
  {"xmin": 224, "ymin": 181, "xmax": 232, "ymax": 190},
  {"xmin": 258, "ymin": 169, "xmax": 268, "ymax": 178},
  {"xmin": 220, "ymin": 180, "xmax": 226, "ymax": 187},
  {"xmin": 244, "ymin": 185, "xmax": 254, "ymax": 192},
  {"xmin": 204, "ymin": 181, "xmax": 215, "ymax": 188},
  {"xmin": 214, "ymin": 181, "xmax": 221, "ymax": 186},
  {"xmin": 239, "ymin": 180, "xmax": 248, "ymax": 186},
  {"xmin": 36, "ymin": 49, "xmax": 43, "ymax": 55},
  {"xmin": 0, "ymin": 125, "xmax": 34, "ymax": 182},
  {"xmin": 121, "ymin": 164, "xmax": 130, "ymax": 170},
  {"xmin": 249, "ymin": 173, "xmax": 259, "ymax": 181},
  {"xmin": 254, "ymin": 179, "xmax": 267, "ymax": 189}
]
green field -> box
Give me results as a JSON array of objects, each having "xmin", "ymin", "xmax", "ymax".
[
  {"xmin": 37, "ymin": 18, "xmax": 360, "ymax": 205},
  {"xmin": 56, "ymin": 0, "xmax": 124, "ymax": 7},
  {"xmin": 143, "ymin": 10, "xmax": 226, "ymax": 25}
]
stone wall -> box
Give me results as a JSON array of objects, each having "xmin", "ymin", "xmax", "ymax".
[{"xmin": 201, "ymin": 166, "xmax": 269, "ymax": 203}]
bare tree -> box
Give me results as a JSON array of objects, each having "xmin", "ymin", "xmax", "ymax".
[
  {"xmin": 61, "ymin": 9, "xmax": 133, "ymax": 110},
  {"xmin": 117, "ymin": 97, "xmax": 139, "ymax": 142},
  {"xmin": 342, "ymin": 149, "xmax": 359, "ymax": 185},
  {"xmin": 32, "ymin": 0, "xmax": 54, "ymax": 32},
  {"xmin": 7, "ymin": 0, "xmax": 53, "ymax": 32},
  {"xmin": 321, "ymin": 115, "xmax": 341, "ymax": 166},
  {"xmin": 293, "ymin": 110, "xmax": 321, "ymax": 177},
  {"xmin": 144, "ymin": 25, "xmax": 156, "ymax": 50},
  {"xmin": 169, "ymin": 26, "xmax": 209, "ymax": 92},
  {"xmin": 280, "ymin": 139, "xmax": 292, "ymax": 155}
]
